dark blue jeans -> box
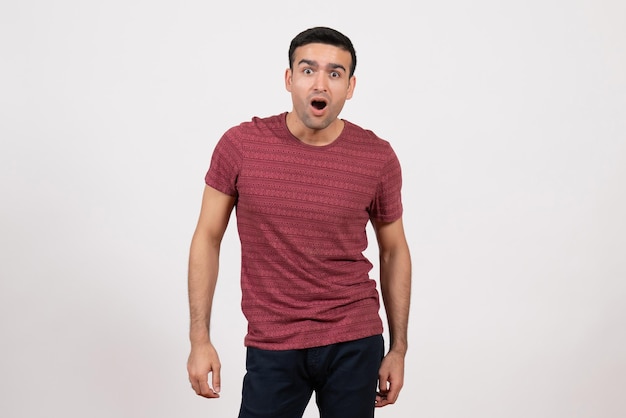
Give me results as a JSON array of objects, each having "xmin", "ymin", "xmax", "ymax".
[{"xmin": 238, "ymin": 335, "xmax": 384, "ymax": 418}]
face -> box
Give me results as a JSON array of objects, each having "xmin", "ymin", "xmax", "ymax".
[{"xmin": 285, "ymin": 43, "xmax": 356, "ymax": 133}]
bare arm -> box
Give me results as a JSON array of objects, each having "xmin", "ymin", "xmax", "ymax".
[
  {"xmin": 187, "ymin": 185, "xmax": 236, "ymax": 398},
  {"xmin": 372, "ymin": 217, "xmax": 412, "ymax": 407}
]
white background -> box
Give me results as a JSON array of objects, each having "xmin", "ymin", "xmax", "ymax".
[{"xmin": 1, "ymin": 1, "xmax": 625, "ymax": 417}]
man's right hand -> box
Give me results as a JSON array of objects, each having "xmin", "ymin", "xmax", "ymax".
[{"xmin": 187, "ymin": 342, "xmax": 221, "ymax": 398}]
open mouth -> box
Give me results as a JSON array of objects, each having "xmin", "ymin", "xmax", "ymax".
[{"xmin": 311, "ymin": 100, "xmax": 327, "ymax": 110}]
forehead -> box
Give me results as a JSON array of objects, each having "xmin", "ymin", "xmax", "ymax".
[{"xmin": 293, "ymin": 43, "xmax": 352, "ymax": 68}]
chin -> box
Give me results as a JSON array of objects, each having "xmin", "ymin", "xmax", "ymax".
[{"xmin": 307, "ymin": 114, "xmax": 338, "ymax": 131}]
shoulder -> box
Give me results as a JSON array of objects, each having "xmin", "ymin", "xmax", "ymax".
[
  {"xmin": 344, "ymin": 120, "xmax": 392, "ymax": 146},
  {"xmin": 341, "ymin": 119, "xmax": 397, "ymax": 161},
  {"xmin": 227, "ymin": 113, "xmax": 285, "ymax": 135},
  {"xmin": 219, "ymin": 113, "xmax": 286, "ymax": 147}
]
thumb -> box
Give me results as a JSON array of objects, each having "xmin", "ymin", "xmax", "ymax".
[{"xmin": 212, "ymin": 364, "xmax": 221, "ymax": 394}]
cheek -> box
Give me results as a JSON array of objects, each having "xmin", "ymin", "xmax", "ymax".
[
  {"xmin": 289, "ymin": 79, "xmax": 306, "ymax": 94},
  {"xmin": 332, "ymin": 85, "xmax": 352, "ymax": 100}
]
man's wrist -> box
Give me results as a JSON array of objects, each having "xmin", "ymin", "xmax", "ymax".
[
  {"xmin": 189, "ymin": 328, "xmax": 212, "ymax": 346},
  {"xmin": 388, "ymin": 341, "xmax": 408, "ymax": 356}
]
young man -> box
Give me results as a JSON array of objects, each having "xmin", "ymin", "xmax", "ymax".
[{"xmin": 187, "ymin": 27, "xmax": 411, "ymax": 418}]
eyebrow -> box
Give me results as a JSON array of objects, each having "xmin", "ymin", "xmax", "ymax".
[{"xmin": 297, "ymin": 59, "xmax": 347, "ymax": 73}]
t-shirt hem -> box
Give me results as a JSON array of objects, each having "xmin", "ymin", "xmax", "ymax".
[{"xmin": 243, "ymin": 327, "xmax": 384, "ymax": 351}]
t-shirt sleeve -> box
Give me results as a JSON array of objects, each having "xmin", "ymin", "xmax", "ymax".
[
  {"xmin": 369, "ymin": 147, "xmax": 403, "ymax": 222},
  {"xmin": 204, "ymin": 130, "xmax": 242, "ymax": 197}
]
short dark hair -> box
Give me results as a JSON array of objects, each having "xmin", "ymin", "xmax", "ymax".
[{"xmin": 288, "ymin": 27, "xmax": 357, "ymax": 77}]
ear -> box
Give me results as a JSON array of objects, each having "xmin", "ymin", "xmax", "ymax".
[
  {"xmin": 285, "ymin": 68, "xmax": 293, "ymax": 92},
  {"xmin": 346, "ymin": 75, "xmax": 356, "ymax": 100}
]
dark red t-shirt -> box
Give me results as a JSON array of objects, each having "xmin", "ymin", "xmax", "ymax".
[{"xmin": 206, "ymin": 113, "xmax": 403, "ymax": 350}]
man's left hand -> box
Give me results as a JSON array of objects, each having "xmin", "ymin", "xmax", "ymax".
[{"xmin": 375, "ymin": 350, "xmax": 405, "ymax": 407}]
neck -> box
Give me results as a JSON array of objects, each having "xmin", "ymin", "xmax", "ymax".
[{"xmin": 286, "ymin": 112, "xmax": 344, "ymax": 146}]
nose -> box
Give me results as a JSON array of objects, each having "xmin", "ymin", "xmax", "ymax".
[{"xmin": 313, "ymin": 72, "xmax": 328, "ymax": 92}]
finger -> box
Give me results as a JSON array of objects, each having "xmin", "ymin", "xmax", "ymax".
[
  {"xmin": 211, "ymin": 365, "xmax": 221, "ymax": 394},
  {"xmin": 375, "ymin": 392, "xmax": 392, "ymax": 408},
  {"xmin": 377, "ymin": 373, "xmax": 389, "ymax": 395},
  {"xmin": 376, "ymin": 378, "xmax": 402, "ymax": 407},
  {"xmin": 198, "ymin": 378, "xmax": 219, "ymax": 398},
  {"xmin": 385, "ymin": 381, "xmax": 401, "ymax": 404},
  {"xmin": 190, "ymin": 378, "xmax": 199, "ymax": 395},
  {"xmin": 375, "ymin": 377, "xmax": 390, "ymax": 408},
  {"xmin": 198, "ymin": 379, "xmax": 211, "ymax": 396}
]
